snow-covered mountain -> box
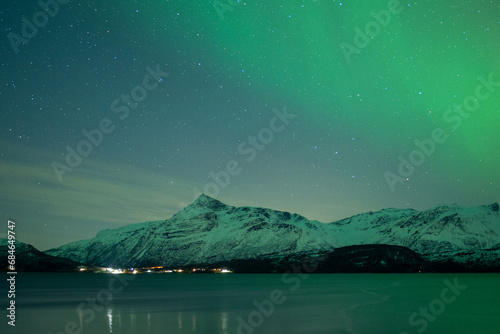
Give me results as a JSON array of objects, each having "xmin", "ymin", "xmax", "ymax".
[
  {"xmin": 327, "ymin": 202, "xmax": 500, "ymax": 254},
  {"xmin": 46, "ymin": 195, "xmax": 335, "ymax": 268},
  {"xmin": 45, "ymin": 195, "xmax": 500, "ymax": 269}
]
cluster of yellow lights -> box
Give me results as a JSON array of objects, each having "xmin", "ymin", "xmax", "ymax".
[{"xmin": 80, "ymin": 266, "xmax": 233, "ymax": 274}]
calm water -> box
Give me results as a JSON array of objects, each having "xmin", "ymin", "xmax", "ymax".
[{"xmin": 5, "ymin": 273, "xmax": 500, "ymax": 334}]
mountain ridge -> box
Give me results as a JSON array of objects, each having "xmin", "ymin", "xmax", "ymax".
[
  {"xmin": 45, "ymin": 195, "xmax": 500, "ymax": 270},
  {"xmin": 1, "ymin": 239, "xmax": 85, "ymax": 272}
]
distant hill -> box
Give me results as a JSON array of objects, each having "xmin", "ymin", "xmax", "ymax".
[{"xmin": 1, "ymin": 239, "xmax": 85, "ymax": 272}]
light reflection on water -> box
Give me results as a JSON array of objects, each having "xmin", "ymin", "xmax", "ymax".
[
  {"xmin": 102, "ymin": 308, "xmax": 230, "ymax": 334},
  {"xmin": 13, "ymin": 273, "xmax": 500, "ymax": 334},
  {"xmin": 107, "ymin": 308, "xmax": 113, "ymax": 333}
]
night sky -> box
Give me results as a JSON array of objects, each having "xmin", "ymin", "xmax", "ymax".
[{"xmin": 1, "ymin": 0, "xmax": 499, "ymax": 250}]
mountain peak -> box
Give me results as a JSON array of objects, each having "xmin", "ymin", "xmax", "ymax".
[{"xmin": 191, "ymin": 194, "xmax": 228, "ymax": 210}]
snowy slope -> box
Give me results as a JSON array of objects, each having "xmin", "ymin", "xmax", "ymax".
[
  {"xmin": 46, "ymin": 195, "xmax": 336, "ymax": 267},
  {"xmin": 45, "ymin": 196, "xmax": 500, "ymax": 268},
  {"xmin": 326, "ymin": 203, "xmax": 500, "ymax": 254}
]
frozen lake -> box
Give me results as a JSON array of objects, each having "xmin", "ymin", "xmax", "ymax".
[{"xmin": 9, "ymin": 273, "xmax": 500, "ymax": 333}]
